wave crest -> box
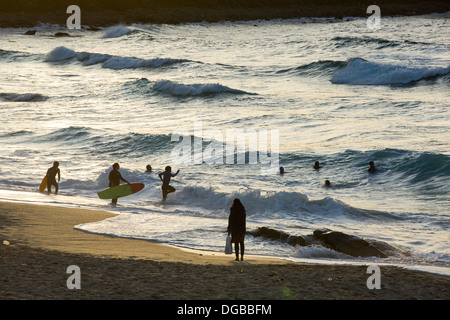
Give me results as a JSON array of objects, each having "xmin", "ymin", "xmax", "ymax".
[
  {"xmin": 44, "ymin": 46, "xmax": 191, "ymax": 70},
  {"xmin": 0, "ymin": 92, "xmax": 48, "ymax": 102},
  {"xmin": 331, "ymin": 58, "xmax": 450, "ymax": 85},
  {"xmin": 153, "ymin": 80, "xmax": 254, "ymax": 96},
  {"xmin": 102, "ymin": 26, "xmax": 135, "ymax": 38}
]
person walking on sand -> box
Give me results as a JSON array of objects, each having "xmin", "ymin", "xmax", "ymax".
[
  {"xmin": 46, "ymin": 161, "xmax": 60, "ymax": 194},
  {"xmin": 158, "ymin": 166, "xmax": 180, "ymax": 201},
  {"xmin": 227, "ymin": 198, "xmax": 246, "ymax": 261},
  {"xmin": 109, "ymin": 163, "xmax": 130, "ymax": 205}
]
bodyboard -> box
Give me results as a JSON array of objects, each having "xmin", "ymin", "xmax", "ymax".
[
  {"xmin": 97, "ymin": 183, "xmax": 144, "ymax": 199},
  {"xmin": 39, "ymin": 176, "xmax": 47, "ymax": 192}
]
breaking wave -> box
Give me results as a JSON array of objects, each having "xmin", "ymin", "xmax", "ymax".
[
  {"xmin": 44, "ymin": 46, "xmax": 191, "ymax": 70},
  {"xmin": 0, "ymin": 92, "xmax": 48, "ymax": 102},
  {"xmin": 331, "ymin": 58, "xmax": 450, "ymax": 85},
  {"xmin": 152, "ymin": 80, "xmax": 254, "ymax": 96}
]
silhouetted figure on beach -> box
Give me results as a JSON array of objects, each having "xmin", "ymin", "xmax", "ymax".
[
  {"xmin": 158, "ymin": 166, "xmax": 180, "ymax": 201},
  {"xmin": 46, "ymin": 161, "xmax": 60, "ymax": 194},
  {"xmin": 109, "ymin": 163, "xmax": 130, "ymax": 205},
  {"xmin": 368, "ymin": 161, "xmax": 377, "ymax": 173},
  {"xmin": 227, "ymin": 198, "xmax": 246, "ymax": 261}
]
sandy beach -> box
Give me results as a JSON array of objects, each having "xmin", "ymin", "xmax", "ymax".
[{"xmin": 0, "ymin": 200, "xmax": 449, "ymax": 300}]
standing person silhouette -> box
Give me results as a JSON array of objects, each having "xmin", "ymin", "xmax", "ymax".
[
  {"xmin": 158, "ymin": 166, "xmax": 180, "ymax": 201},
  {"xmin": 227, "ymin": 198, "xmax": 246, "ymax": 261},
  {"xmin": 109, "ymin": 163, "xmax": 130, "ymax": 205},
  {"xmin": 46, "ymin": 161, "xmax": 60, "ymax": 194}
]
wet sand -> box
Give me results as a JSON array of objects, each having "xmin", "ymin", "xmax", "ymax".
[{"xmin": 0, "ymin": 201, "xmax": 449, "ymax": 300}]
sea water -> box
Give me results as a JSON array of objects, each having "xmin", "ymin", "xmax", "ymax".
[{"xmin": 0, "ymin": 14, "xmax": 449, "ymax": 275}]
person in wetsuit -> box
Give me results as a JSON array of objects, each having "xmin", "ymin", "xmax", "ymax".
[
  {"xmin": 158, "ymin": 166, "xmax": 180, "ymax": 201},
  {"xmin": 46, "ymin": 161, "xmax": 60, "ymax": 194},
  {"xmin": 227, "ymin": 198, "xmax": 246, "ymax": 261},
  {"xmin": 109, "ymin": 163, "xmax": 130, "ymax": 205}
]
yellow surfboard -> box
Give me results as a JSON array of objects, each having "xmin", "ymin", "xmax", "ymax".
[{"xmin": 39, "ymin": 176, "xmax": 47, "ymax": 192}]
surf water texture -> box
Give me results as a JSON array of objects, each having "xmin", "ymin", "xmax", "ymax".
[
  {"xmin": 44, "ymin": 46, "xmax": 190, "ymax": 69},
  {"xmin": 331, "ymin": 58, "xmax": 450, "ymax": 85},
  {"xmin": 1, "ymin": 15, "xmax": 449, "ymax": 275}
]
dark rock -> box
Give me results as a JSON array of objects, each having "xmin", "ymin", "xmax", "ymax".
[
  {"xmin": 248, "ymin": 227, "xmax": 307, "ymax": 246},
  {"xmin": 55, "ymin": 32, "xmax": 70, "ymax": 37},
  {"xmin": 313, "ymin": 229, "xmax": 388, "ymax": 258},
  {"xmin": 24, "ymin": 30, "xmax": 36, "ymax": 35},
  {"xmin": 86, "ymin": 26, "xmax": 101, "ymax": 31},
  {"xmin": 366, "ymin": 239, "xmax": 410, "ymax": 257}
]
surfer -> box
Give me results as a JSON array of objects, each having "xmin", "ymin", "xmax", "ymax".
[
  {"xmin": 146, "ymin": 165, "xmax": 152, "ymax": 173},
  {"xmin": 227, "ymin": 198, "xmax": 246, "ymax": 261},
  {"xmin": 109, "ymin": 163, "xmax": 130, "ymax": 205},
  {"xmin": 46, "ymin": 161, "xmax": 60, "ymax": 194},
  {"xmin": 313, "ymin": 161, "xmax": 323, "ymax": 170},
  {"xmin": 324, "ymin": 180, "xmax": 332, "ymax": 187},
  {"xmin": 158, "ymin": 166, "xmax": 180, "ymax": 201},
  {"xmin": 368, "ymin": 161, "xmax": 376, "ymax": 173},
  {"xmin": 279, "ymin": 166, "xmax": 285, "ymax": 174}
]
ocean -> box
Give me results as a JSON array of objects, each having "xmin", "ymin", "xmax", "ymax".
[{"xmin": 0, "ymin": 13, "xmax": 449, "ymax": 275}]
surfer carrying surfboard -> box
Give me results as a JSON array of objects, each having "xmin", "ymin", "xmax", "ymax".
[
  {"xmin": 46, "ymin": 161, "xmax": 60, "ymax": 194},
  {"xmin": 109, "ymin": 163, "xmax": 130, "ymax": 205},
  {"xmin": 158, "ymin": 166, "xmax": 180, "ymax": 201}
]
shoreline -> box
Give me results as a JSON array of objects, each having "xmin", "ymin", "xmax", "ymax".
[
  {"xmin": 1, "ymin": 200, "xmax": 449, "ymax": 299},
  {"xmin": 1, "ymin": 1, "xmax": 449, "ymax": 28}
]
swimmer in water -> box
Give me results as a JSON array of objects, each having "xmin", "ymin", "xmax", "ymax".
[
  {"xmin": 368, "ymin": 161, "xmax": 376, "ymax": 173},
  {"xmin": 313, "ymin": 161, "xmax": 323, "ymax": 170}
]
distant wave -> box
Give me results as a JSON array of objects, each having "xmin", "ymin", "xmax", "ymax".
[
  {"xmin": 278, "ymin": 60, "xmax": 347, "ymax": 77},
  {"xmin": 282, "ymin": 148, "xmax": 450, "ymax": 189},
  {"xmin": 331, "ymin": 58, "xmax": 450, "ymax": 85},
  {"xmin": 102, "ymin": 26, "xmax": 136, "ymax": 38},
  {"xmin": 332, "ymin": 36, "xmax": 431, "ymax": 49},
  {"xmin": 0, "ymin": 48, "xmax": 40, "ymax": 62},
  {"xmin": 281, "ymin": 58, "xmax": 450, "ymax": 85},
  {"xmin": 44, "ymin": 46, "xmax": 76, "ymax": 62},
  {"xmin": 0, "ymin": 48, "xmax": 18, "ymax": 57},
  {"xmin": 44, "ymin": 46, "xmax": 191, "ymax": 70},
  {"xmin": 0, "ymin": 92, "xmax": 48, "ymax": 102},
  {"xmin": 35, "ymin": 126, "xmax": 174, "ymax": 156},
  {"xmin": 152, "ymin": 80, "xmax": 255, "ymax": 97}
]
